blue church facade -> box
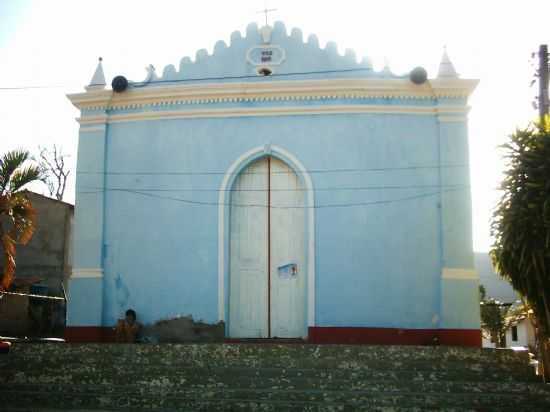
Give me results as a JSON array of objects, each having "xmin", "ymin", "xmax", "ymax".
[{"xmin": 66, "ymin": 22, "xmax": 480, "ymax": 346}]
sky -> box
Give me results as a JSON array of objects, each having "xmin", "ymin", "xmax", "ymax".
[{"xmin": 0, "ymin": 0, "xmax": 549, "ymax": 252}]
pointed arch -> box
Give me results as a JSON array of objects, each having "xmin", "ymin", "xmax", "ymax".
[{"xmin": 218, "ymin": 145, "xmax": 315, "ymax": 333}]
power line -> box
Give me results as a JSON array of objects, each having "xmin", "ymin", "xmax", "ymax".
[
  {"xmin": 79, "ymin": 183, "xmax": 468, "ymax": 193},
  {"xmin": 77, "ymin": 186, "xmax": 466, "ymax": 209},
  {"xmin": 0, "ymin": 67, "xmax": 380, "ymax": 91},
  {"xmin": 0, "ymin": 290, "xmax": 65, "ymax": 301},
  {"xmin": 76, "ymin": 163, "xmax": 468, "ymax": 176},
  {"xmin": 0, "ymin": 84, "xmax": 66, "ymax": 91},
  {"xmin": 131, "ymin": 67, "xmax": 381, "ymax": 86}
]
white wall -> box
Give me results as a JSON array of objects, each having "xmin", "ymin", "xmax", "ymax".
[{"xmin": 506, "ymin": 318, "xmax": 536, "ymax": 349}]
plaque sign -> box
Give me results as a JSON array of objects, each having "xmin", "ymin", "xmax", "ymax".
[
  {"xmin": 277, "ymin": 263, "xmax": 298, "ymax": 280},
  {"xmin": 246, "ymin": 45, "xmax": 286, "ymax": 67}
]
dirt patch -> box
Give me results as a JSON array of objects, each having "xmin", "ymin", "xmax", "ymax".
[{"xmin": 141, "ymin": 316, "xmax": 224, "ymax": 343}]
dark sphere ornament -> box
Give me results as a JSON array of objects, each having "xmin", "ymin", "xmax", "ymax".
[
  {"xmin": 409, "ymin": 67, "xmax": 428, "ymax": 85},
  {"xmin": 112, "ymin": 75, "xmax": 129, "ymax": 92}
]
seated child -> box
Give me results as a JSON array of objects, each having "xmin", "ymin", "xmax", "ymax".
[{"xmin": 115, "ymin": 309, "xmax": 141, "ymax": 343}]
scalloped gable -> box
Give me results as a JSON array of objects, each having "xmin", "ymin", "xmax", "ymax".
[{"xmin": 143, "ymin": 21, "xmax": 395, "ymax": 85}]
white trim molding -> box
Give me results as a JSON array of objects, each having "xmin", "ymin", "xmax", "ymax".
[
  {"xmin": 218, "ymin": 145, "xmax": 315, "ymax": 330},
  {"xmin": 79, "ymin": 125, "xmax": 106, "ymax": 133},
  {"xmin": 437, "ymin": 115, "xmax": 467, "ymax": 123},
  {"xmin": 67, "ymin": 78, "xmax": 478, "ymax": 111},
  {"xmin": 77, "ymin": 104, "xmax": 471, "ymax": 126},
  {"xmin": 71, "ymin": 268, "xmax": 104, "ymax": 279},
  {"xmin": 442, "ymin": 267, "xmax": 478, "ymax": 280}
]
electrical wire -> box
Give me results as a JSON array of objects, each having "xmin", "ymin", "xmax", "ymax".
[
  {"xmin": 131, "ymin": 67, "xmax": 384, "ymax": 87},
  {"xmin": 77, "ymin": 186, "xmax": 466, "ymax": 209},
  {"xmin": 76, "ymin": 163, "xmax": 468, "ymax": 176},
  {"xmin": 0, "ymin": 67, "xmax": 382, "ymax": 91},
  {"xmin": 79, "ymin": 183, "xmax": 468, "ymax": 193},
  {"xmin": 0, "ymin": 84, "xmax": 67, "ymax": 90},
  {"xmin": 0, "ymin": 290, "xmax": 65, "ymax": 301}
]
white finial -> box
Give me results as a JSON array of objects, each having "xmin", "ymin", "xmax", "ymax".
[
  {"xmin": 143, "ymin": 64, "xmax": 157, "ymax": 84},
  {"xmin": 86, "ymin": 57, "xmax": 106, "ymax": 91},
  {"xmin": 438, "ymin": 46, "xmax": 458, "ymax": 78}
]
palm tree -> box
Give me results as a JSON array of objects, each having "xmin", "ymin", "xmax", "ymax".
[{"xmin": 0, "ymin": 149, "xmax": 41, "ymax": 291}]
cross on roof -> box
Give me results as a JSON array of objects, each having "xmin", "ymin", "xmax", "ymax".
[{"xmin": 257, "ymin": 3, "xmax": 277, "ymax": 26}]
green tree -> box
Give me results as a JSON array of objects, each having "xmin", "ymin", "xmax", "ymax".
[
  {"xmin": 479, "ymin": 285, "xmax": 509, "ymax": 347},
  {"xmin": 0, "ymin": 149, "xmax": 41, "ymax": 291},
  {"xmin": 491, "ymin": 118, "xmax": 550, "ymax": 378}
]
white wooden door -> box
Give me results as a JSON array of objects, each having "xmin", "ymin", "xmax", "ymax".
[
  {"xmin": 229, "ymin": 158, "xmax": 269, "ymax": 338},
  {"xmin": 270, "ymin": 158, "xmax": 306, "ymax": 338},
  {"xmin": 229, "ymin": 157, "xmax": 306, "ymax": 338}
]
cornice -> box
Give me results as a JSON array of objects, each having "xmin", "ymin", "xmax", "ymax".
[
  {"xmin": 67, "ymin": 78, "xmax": 478, "ymax": 112},
  {"xmin": 79, "ymin": 125, "xmax": 106, "ymax": 133},
  {"xmin": 77, "ymin": 104, "xmax": 470, "ymax": 125}
]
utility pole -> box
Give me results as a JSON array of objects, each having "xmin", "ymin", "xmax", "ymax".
[{"xmin": 539, "ymin": 45, "xmax": 549, "ymax": 120}]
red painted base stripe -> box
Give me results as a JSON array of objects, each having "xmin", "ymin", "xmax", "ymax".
[
  {"xmin": 0, "ymin": 341, "xmax": 11, "ymax": 353},
  {"xmin": 65, "ymin": 326, "xmax": 481, "ymax": 347},
  {"xmin": 308, "ymin": 327, "xmax": 481, "ymax": 347},
  {"xmin": 64, "ymin": 327, "xmax": 115, "ymax": 343}
]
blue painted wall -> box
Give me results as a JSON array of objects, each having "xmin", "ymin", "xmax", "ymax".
[
  {"xmin": 68, "ymin": 22, "xmax": 478, "ymax": 332},
  {"xmin": 67, "ymin": 277, "xmax": 103, "ymax": 326}
]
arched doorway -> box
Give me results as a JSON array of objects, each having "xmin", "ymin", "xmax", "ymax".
[{"xmin": 228, "ymin": 156, "xmax": 306, "ymax": 338}]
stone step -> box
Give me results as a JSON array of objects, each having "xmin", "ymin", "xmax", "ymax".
[
  {"xmin": 1, "ymin": 342, "xmax": 544, "ymax": 411},
  {"xmin": 3, "ymin": 377, "xmax": 550, "ymax": 395},
  {"xmin": 3, "ymin": 384, "xmax": 550, "ymax": 410},
  {"xmin": 1, "ymin": 355, "xmax": 535, "ymax": 378},
  {"xmin": 1, "ymin": 364, "xmax": 541, "ymax": 385},
  {"xmin": 0, "ymin": 349, "xmax": 537, "ymax": 368},
  {"xmin": 6, "ymin": 343, "xmax": 530, "ymax": 364},
  {"xmin": 2, "ymin": 409, "xmax": 517, "ymax": 412}
]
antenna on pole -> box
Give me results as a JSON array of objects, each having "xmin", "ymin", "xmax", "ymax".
[{"xmin": 257, "ymin": 1, "xmax": 277, "ymax": 26}]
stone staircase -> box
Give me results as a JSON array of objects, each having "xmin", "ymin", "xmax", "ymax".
[{"xmin": 1, "ymin": 343, "xmax": 549, "ymax": 411}]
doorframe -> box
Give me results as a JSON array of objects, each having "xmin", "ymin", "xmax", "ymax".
[{"xmin": 218, "ymin": 145, "xmax": 315, "ymax": 336}]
